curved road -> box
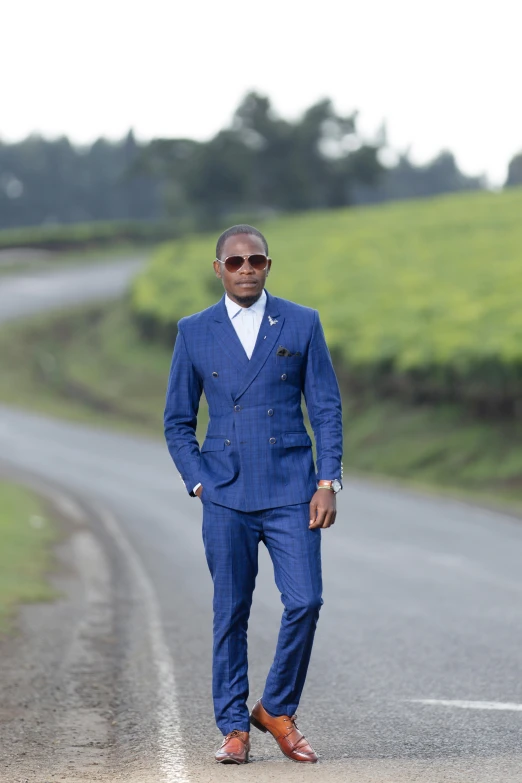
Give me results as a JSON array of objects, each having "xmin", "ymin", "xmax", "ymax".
[
  {"xmin": 1, "ymin": 261, "xmax": 522, "ymax": 782},
  {"xmin": 0, "ymin": 257, "xmax": 144, "ymax": 321}
]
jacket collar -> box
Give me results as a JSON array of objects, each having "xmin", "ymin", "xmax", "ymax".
[
  {"xmin": 212, "ymin": 289, "xmax": 280, "ymax": 322},
  {"xmin": 211, "ymin": 290, "xmax": 285, "ymax": 400},
  {"xmin": 224, "ymin": 288, "xmax": 267, "ymax": 321}
]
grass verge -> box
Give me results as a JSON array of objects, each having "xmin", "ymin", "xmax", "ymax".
[
  {"xmin": 0, "ymin": 301, "xmax": 169, "ymax": 437},
  {"xmin": 0, "ymin": 481, "xmax": 59, "ymax": 634},
  {"xmin": 1, "ymin": 302, "xmax": 522, "ymax": 512}
]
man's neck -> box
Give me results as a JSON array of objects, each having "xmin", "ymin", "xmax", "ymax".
[{"xmin": 226, "ymin": 290, "xmax": 264, "ymax": 308}]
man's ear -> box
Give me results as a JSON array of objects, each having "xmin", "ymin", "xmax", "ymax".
[{"xmin": 213, "ymin": 260, "xmax": 222, "ymax": 279}]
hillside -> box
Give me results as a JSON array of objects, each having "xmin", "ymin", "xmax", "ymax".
[{"xmin": 131, "ymin": 188, "xmax": 522, "ymax": 415}]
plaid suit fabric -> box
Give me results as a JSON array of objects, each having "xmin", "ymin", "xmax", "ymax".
[
  {"xmin": 164, "ymin": 290, "xmax": 342, "ymax": 733},
  {"xmin": 202, "ymin": 500, "xmax": 323, "ymax": 733},
  {"xmin": 164, "ymin": 291, "xmax": 343, "ymax": 511}
]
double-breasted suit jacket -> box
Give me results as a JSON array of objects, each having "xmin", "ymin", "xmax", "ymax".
[{"xmin": 164, "ymin": 290, "xmax": 343, "ymax": 511}]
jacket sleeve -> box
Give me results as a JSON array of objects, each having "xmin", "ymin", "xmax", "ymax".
[
  {"xmin": 303, "ymin": 310, "xmax": 344, "ymax": 481},
  {"xmin": 164, "ymin": 322, "xmax": 203, "ymax": 495}
]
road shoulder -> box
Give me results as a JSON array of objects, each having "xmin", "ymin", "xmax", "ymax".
[{"xmin": 0, "ymin": 475, "xmax": 117, "ymax": 782}]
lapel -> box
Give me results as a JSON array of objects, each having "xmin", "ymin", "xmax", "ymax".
[
  {"xmin": 234, "ymin": 290, "xmax": 285, "ymax": 401},
  {"xmin": 211, "ymin": 295, "xmax": 250, "ymax": 367}
]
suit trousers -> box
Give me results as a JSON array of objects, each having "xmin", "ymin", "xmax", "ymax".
[{"xmin": 202, "ymin": 499, "xmax": 323, "ymax": 734}]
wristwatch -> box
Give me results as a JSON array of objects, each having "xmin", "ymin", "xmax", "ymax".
[{"xmin": 317, "ymin": 479, "xmax": 342, "ymax": 494}]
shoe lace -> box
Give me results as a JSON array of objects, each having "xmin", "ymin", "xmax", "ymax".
[
  {"xmin": 283, "ymin": 713, "xmax": 298, "ymax": 731},
  {"xmin": 222, "ymin": 729, "xmax": 244, "ymax": 745},
  {"xmin": 282, "ymin": 714, "xmax": 309, "ymax": 750}
]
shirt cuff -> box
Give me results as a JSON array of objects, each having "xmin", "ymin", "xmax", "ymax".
[{"xmin": 192, "ymin": 482, "xmax": 202, "ymax": 495}]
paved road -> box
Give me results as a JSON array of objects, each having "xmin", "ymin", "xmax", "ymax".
[
  {"xmin": 1, "ymin": 263, "xmax": 522, "ymax": 781},
  {"xmin": 0, "ymin": 257, "xmax": 143, "ymax": 322}
]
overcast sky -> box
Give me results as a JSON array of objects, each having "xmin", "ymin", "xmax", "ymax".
[{"xmin": 3, "ymin": 0, "xmax": 521, "ymax": 184}]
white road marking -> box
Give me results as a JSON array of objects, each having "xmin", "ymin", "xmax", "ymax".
[
  {"xmin": 410, "ymin": 699, "xmax": 522, "ymax": 712},
  {"xmin": 96, "ymin": 505, "xmax": 189, "ymax": 783},
  {"xmin": 5, "ymin": 479, "xmax": 188, "ymax": 779}
]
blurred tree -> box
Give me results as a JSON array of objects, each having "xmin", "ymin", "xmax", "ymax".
[
  {"xmin": 0, "ymin": 133, "xmax": 162, "ymax": 229},
  {"xmin": 505, "ymin": 151, "xmax": 522, "ymax": 187},
  {"xmin": 0, "ymin": 93, "xmax": 489, "ymax": 231},
  {"xmin": 353, "ymin": 150, "xmax": 485, "ymax": 204},
  {"xmin": 137, "ymin": 92, "xmax": 384, "ymax": 222}
]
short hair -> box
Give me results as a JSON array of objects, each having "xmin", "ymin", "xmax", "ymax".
[{"xmin": 216, "ymin": 224, "xmax": 269, "ymax": 259}]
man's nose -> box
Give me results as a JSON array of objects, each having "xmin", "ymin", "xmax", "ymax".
[{"xmin": 240, "ymin": 259, "xmax": 255, "ymax": 273}]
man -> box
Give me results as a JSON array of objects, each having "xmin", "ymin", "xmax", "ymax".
[{"xmin": 164, "ymin": 225, "xmax": 343, "ymax": 764}]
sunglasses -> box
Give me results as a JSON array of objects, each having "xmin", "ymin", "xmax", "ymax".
[{"xmin": 218, "ymin": 253, "xmax": 269, "ymax": 273}]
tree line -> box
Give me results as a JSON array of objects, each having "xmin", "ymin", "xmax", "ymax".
[{"xmin": 0, "ymin": 92, "xmax": 520, "ymax": 231}]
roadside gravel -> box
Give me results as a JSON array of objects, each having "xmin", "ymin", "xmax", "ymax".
[
  {"xmin": 0, "ymin": 471, "xmax": 171, "ymax": 783},
  {"xmin": 0, "ymin": 477, "xmax": 116, "ymax": 782}
]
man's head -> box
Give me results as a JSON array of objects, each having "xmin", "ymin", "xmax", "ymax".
[{"xmin": 213, "ymin": 225, "xmax": 271, "ymax": 307}]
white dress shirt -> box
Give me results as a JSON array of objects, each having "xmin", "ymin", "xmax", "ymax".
[
  {"xmin": 193, "ymin": 290, "xmax": 267, "ymax": 495},
  {"xmin": 225, "ymin": 289, "xmax": 267, "ymax": 359}
]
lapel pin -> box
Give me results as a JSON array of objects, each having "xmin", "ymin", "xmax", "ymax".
[{"xmin": 268, "ymin": 315, "xmax": 278, "ymax": 326}]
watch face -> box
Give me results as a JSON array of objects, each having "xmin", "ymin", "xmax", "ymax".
[{"xmin": 332, "ymin": 480, "xmax": 342, "ymax": 494}]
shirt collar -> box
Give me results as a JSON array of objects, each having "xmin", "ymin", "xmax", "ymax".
[{"xmin": 225, "ymin": 288, "xmax": 267, "ymax": 320}]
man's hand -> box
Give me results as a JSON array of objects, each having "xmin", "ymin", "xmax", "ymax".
[
  {"xmin": 309, "ymin": 489, "xmax": 336, "ymax": 529},
  {"xmin": 195, "ymin": 485, "xmax": 204, "ymax": 499}
]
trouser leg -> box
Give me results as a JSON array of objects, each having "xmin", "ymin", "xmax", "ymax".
[
  {"xmin": 202, "ymin": 501, "xmax": 260, "ymax": 734},
  {"xmin": 261, "ymin": 502, "xmax": 323, "ymax": 717}
]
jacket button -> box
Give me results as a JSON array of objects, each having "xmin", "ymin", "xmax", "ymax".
[
  {"xmin": 234, "ymin": 405, "xmax": 241, "ymax": 412},
  {"xmin": 269, "ymin": 437, "xmax": 276, "ymax": 444},
  {"xmin": 212, "ymin": 371, "xmax": 218, "ymax": 377},
  {"xmin": 224, "ymin": 439, "xmax": 231, "ymax": 446},
  {"xmin": 280, "ymin": 374, "xmax": 287, "ymax": 381},
  {"xmin": 267, "ymin": 409, "xmax": 274, "ymax": 416}
]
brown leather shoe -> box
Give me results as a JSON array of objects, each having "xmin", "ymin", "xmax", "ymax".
[
  {"xmin": 250, "ymin": 700, "xmax": 318, "ymax": 763},
  {"xmin": 215, "ymin": 730, "xmax": 250, "ymax": 764}
]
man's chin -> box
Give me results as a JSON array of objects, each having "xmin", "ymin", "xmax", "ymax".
[{"xmin": 233, "ymin": 291, "xmax": 262, "ymax": 307}]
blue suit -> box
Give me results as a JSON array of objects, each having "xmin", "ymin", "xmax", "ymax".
[{"xmin": 165, "ymin": 290, "xmax": 343, "ymax": 732}]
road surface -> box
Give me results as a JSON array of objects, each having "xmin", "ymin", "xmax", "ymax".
[
  {"xmin": 0, "ymin": 257, "xmax": 143, "ymax": 322},
  {"xmin": 0, "ymin": 261, "xmax": 521, "ymax": 782}
]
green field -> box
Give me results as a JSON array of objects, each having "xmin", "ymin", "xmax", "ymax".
[
  {"xmin": 1, "ymin": 303, "xmax": 522, "ymax": 511},
  {"xmin": 131, "ymin": 188, "xmax": 522, "ymax": 415},
  {"xmin": 0, "ymin": 481, "xmax": 59, "ymax": 633}
]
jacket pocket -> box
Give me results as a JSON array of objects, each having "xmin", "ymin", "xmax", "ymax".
[
  {"xmin": 201, "ymin": 438, "xmax": 227, "ymax": 452},
  {"xmin": 281, "ymin": 432, "xmax": 312, "ymax": 448}
]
